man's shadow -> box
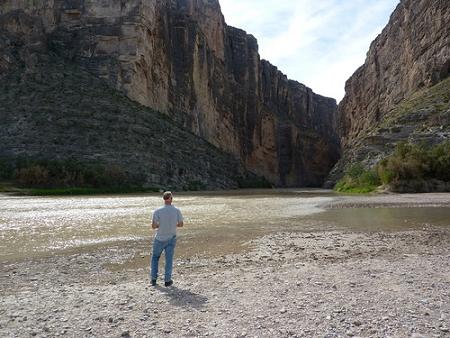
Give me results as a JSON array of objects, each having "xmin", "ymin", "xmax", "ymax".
[{"xmin": 155, "ymin": 285, "xmax": 208, "ymax": 309}]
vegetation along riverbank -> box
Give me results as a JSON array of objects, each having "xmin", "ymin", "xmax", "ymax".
[{"xmin": 334, "ymin": 141, "xmax": 450, "ymax": 193}]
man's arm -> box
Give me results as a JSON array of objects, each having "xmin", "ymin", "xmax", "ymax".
[
  {"xmin": 152, "ymin": 210, "xmax": 159, "ymax": 229},
  {"xmin": 177, "ymin": 210, "xmax": 183, "ymax": 227}
]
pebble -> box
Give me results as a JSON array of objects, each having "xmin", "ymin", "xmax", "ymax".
[{"xmin": 3, "ymin": 228, "xmax": 450, "ymax": 337}]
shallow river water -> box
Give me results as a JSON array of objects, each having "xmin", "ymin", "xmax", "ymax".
[{"xmin": 1, "ymin": 189, "xmax": 449, "ymax": 263}]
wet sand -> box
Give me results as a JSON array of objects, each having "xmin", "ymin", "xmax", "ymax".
[{"xmin": 1, "ymin": 193, "xmax": 450, "ymax": 337}]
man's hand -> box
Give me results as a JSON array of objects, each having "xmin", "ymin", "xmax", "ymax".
[{"xmin": 177, "ymin": 221, "xmax": 184, "ymax": 228}]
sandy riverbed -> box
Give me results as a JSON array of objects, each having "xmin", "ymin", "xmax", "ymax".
[{"xmin": 1, "ymin": 193, "xmax": 450, "ymax": 337}]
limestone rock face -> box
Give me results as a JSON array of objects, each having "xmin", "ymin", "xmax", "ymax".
[
  {"xmin": 0, "ymin": 9, "xmax": 47, "ymax": 76},
  {"xmin": 326, "ymin": 0, "xmax": 450, "ymax": 185},
  {"xmin": 0, "ymin": 0, "xmax": 339, "ymax": 187},
  {"xmin": 0, "ymin": 9, "xmax": 246, "ymax": 190},
  {"xmin": 338, "ymin": 0, "xmax": 450, "ymax": 148}
]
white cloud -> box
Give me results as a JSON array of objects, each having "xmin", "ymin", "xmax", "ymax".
[{"xmin": 220, "ymin": 0, "xmax": 399, "ymax": 101}]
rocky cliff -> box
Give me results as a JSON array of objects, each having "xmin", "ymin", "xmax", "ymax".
[
  {"xmin": 338, "ymin": 0, "xmax": 449, "ymax": 148},
  {"xmin": 0, "ymin": 0, "xmax": 340, "ymax": 187},
  {"xmin": 329, "ymin": 0, "xmax": 450, "ymax": 183},
  {"xmin": 0, "ymin": 9, "xmax": 249, "ymax": 190}
]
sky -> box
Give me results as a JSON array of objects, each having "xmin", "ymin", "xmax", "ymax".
[{"xmin": 220, "ymin": 0, "xmax": 400, "ymax": 102}]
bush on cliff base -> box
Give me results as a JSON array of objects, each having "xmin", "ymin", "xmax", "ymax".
[
  {"xmin": 377, "ymin": 141, "xmax": 450, "ymax": 185},
  {"xmin": 335, "ymin": 141, "xmax": 450, "ymax": 193},
  {"xmin": 8, "ymin": 158, "xmax": 130, "ymax": 189},
  {"xmin": 334, "ymin": 163, "xmax": 380, "ymax": 193}
]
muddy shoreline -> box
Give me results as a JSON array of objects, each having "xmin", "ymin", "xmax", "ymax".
[{"xmin": 1, "ymin": 194, "xmax": 450, "ymax": 337}]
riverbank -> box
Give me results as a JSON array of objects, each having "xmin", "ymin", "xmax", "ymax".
[
  {"xmin": 0, "ymin": 182, "xmax": 160, "ymax": 196},
  {"xmin": 1, "ymin": 194, "xmax": 449, "ymax": 337},
  {"xmin": 323, "ymin": 192, "xmax": 450, "ymax": 209}
]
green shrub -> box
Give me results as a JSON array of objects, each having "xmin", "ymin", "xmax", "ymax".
[
  {"xmin": 346, "ymin": 163, "xmax": 365, "ymax": 179},
  {"xmin": 377, "ymin": 141, "xmax": 450, "ymax": 185},
  {"xmin": 377, "ymin": 159, "xmax": 395, "ymax": 184},
  {"xmin": 3, "ymin": 157, "xmax": 132, "ymax": 189},
  {"xmin": 359, "ymin": 170, "xmax": 380, "ymax": 186},
  {"xmin": 15, "ymin": 165, "xmax": 50, "ymax": 187},
  {"xmin": 429, "ymin": 142, "xmax": 450, "ymax": 181},
  {"xmin": 182, "ymin": 180, "xmax": 206, "ymax": 191},
  {"xmin": 83, "ymin": 164, "xmax": 127, "ymax": 188},
  {"xmin": 334, "ymin": 163, "xmax": 380, "ymax": 193},
  {"xmin": 28, "ymin": 186, "xmax": 158, "ymax": 196},
  {"xmin": 0, "ymin": 159, "xmax": 14, "ymax": 180},
  {"xmin": 237, "ymin": 175, "xmax": 272, "ymax": 189}
]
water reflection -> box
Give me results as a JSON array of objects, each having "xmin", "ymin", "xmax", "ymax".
[
  {"xmin": 311, "ymin": 207, "xmax": 450, "ymax": 232},
  {"xmin": 0, "ymin": 190, "xmax": 449, "ymax": 262}
]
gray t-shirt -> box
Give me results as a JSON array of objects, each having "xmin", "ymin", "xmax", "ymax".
[{"xmin": 152, "ymin": 205, "xmax": 183, "ymax": 241}]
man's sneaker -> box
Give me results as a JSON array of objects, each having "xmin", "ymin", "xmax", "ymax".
[
  {"xmin": 164, "ymin": 280, "xmax": 173, "ymax": 287},
  {"xmin": 151, "ymin": 279, "xmax": 157, "ymax": 286}
]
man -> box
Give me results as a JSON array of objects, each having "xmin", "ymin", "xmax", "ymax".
[{"xmin": 150, "ymin": 191, "xmax": 183, "ymax": 287}]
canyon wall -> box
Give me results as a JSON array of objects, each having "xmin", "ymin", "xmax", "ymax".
[
  {"xmin": 338, "ymin": 0, "xmax": 449, "ymax": 148},
  {"xmin": 0, "ymin": 0, "xmax": 340, "ymax": 187},
  {"xmin": 326, "ymin": 0, "xmax": 450, "ymax": 185}
]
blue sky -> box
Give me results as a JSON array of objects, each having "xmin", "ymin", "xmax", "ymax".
[{"xmin": 220, "ymin": 0, "xmax": 400, "ymax": 102}]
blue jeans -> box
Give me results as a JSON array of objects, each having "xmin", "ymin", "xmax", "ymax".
[{"xmin": 151, "ymin": 235, "xmax": 177, "ymax": 282}]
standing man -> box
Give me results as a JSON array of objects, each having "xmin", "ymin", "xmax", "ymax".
[{"xmin": 151, "ymin": 191, "xmax": 183, "ymax": 287}]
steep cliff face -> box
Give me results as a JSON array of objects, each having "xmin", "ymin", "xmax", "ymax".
[
  {"xmin": 0, "ymin": 10, "xmax": 247, "ymax": 190},
  {"xmin": 0, "ymin": 0, "xmax": 339, "ymax": 187},
  {"xmin": 338, "ymin": 0, "xmax": 449, "ymax": 148},
  {"xmin": 327, "ymin": 0, "xmax": 450, "ymax": 184}
]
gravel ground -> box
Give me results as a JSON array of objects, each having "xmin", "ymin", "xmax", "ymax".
[{"xmin": 1, "ymin": 196, "xmax": 450, "ymax": 338}]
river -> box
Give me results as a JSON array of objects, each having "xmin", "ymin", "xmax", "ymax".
[{"xmin": 1, "ymin": 189, "xmax": 449, "ymax": 263}]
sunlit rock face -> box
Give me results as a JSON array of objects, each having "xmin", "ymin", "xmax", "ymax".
[
  {"xmin": 325, "ymin": 0, "xmax": 450, "ymax": 185},
  {"xmin": 0, "ymin": 0, "xmax": 340, "ymax": 187},
  {"xmin": 337, "ymin": 0, "xmax": 450, "ymax": 149}
]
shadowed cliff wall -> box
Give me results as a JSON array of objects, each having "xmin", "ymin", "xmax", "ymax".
[{"xmin": 0, "ymin": 0, "xmax": 340, "ymax": 187}]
